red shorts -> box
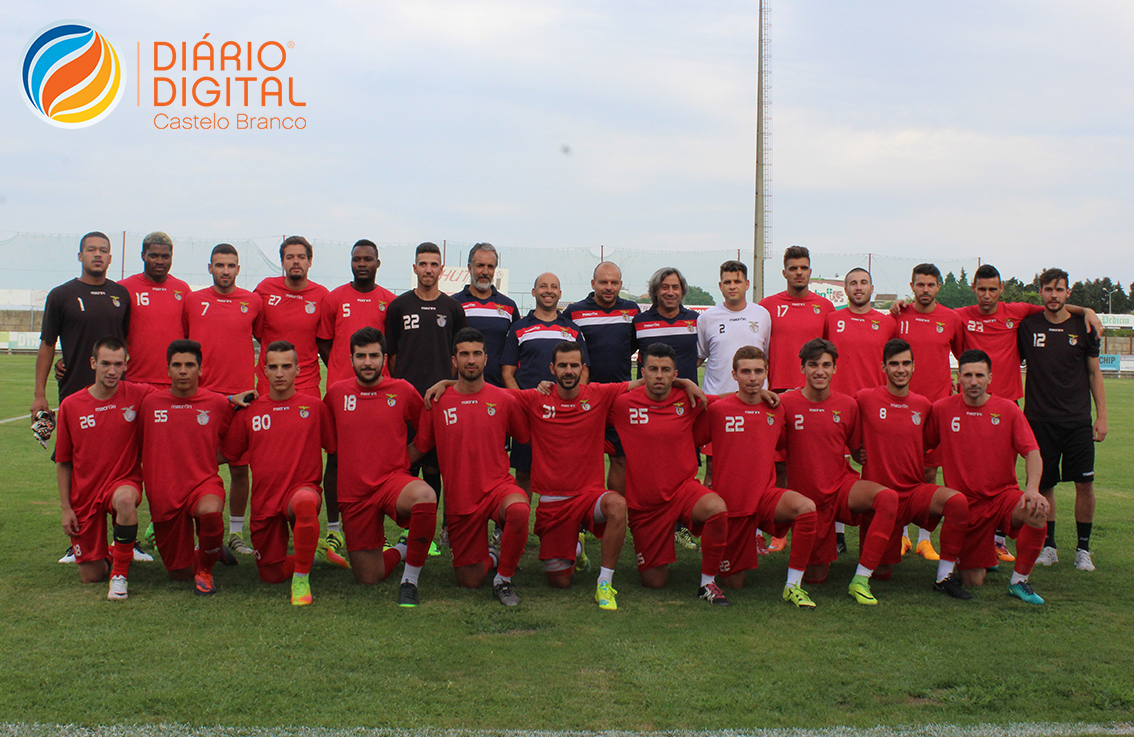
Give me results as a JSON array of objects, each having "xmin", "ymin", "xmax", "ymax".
[
  {"xmin": 447, "ymin": 481, "xmax": 526, "ymax": 569},
  {"xmin": 628, "ymin": 478, "xmax": 712, "ymax": 572},
  {"xmin": 534, "ymin": 489, "xmax": 610, "ymax": 561},
  {"xmin": 720, "ymin": 487, "xmax": 792, "ymax": 576},
  {"xmin": 251, "ymin": 485, "xmax": 323, "ymax": 566},
  {"xmin": 71, "ymin": 480, "xmax": 142, "ymax": 564},
  {"xmin": 338, "ymin": 473, "xmax": 419, "ymax": 552},
  {"xmin": 877, "ymin": 483, "xmax": 942, "ymax": 566},
  {"xmin": 923, "ymin": 447, "xmax": 941, "ymax": 470},
  {"xmin": 808, "ymin": 472, "xmax": 863, "ymax": 567},
  {"xmin": 152, "ymin": 477, "xmax": 226, "ymax": 571},
  {"xmin": 960, "ymin": 490, "xmax": 1024, "ymax": 570}
]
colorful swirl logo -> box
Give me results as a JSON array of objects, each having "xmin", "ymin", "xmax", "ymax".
[{"xmin": 22, "ymin": 21, "xmax": 126, "ymax": 128}]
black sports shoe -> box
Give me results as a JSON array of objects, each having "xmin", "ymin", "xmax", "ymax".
[
  {"xmin": 217, "ymin": 542, "xmax": 238, "ymax": 566},
  {"xmin": 698, "ymin": 581, "xmax": 731, "ymax": 606},
  {"xmin": 398, "ymin": 581, "xmax": 420, "ymax": 608},
  {"xmin": 835, "ymin": 533, "xmax": 847, "ymax": 556},
  {"xmin": 933, "ymin": 574, "xmax": 973, "ymax": 600},
  {"xmin": 493, "ymin": 580, "xmax": 520, "ymax": 607}
]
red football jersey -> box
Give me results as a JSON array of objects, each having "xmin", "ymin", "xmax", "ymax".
[
  {"xmin": 825, "ymin": 309, "xmax": 897, "ymax": 397},
  {"xmin": 414, "ymin": 384, "xmax": 529, "ymax": 515},
  {"xmin": 183, "ymin": 287, "xmax": 263, "ymax": 394},
  {"xmin": 222, "ymin": 392, "xmax": 334, "ymax": 519},
  {"xmin": 55, "ymin": 381, "xmax": 153, "ymax": 518},
  {"xmin": 955, "ymin": 302, "xmax": 1042, "ymax": 401},
  {"xmin": 317, "ymin": 282, "xmax": 397, "ymax": 387},
  {"xmin": 517, "ymin": 382, "xmax": 626, "ymax": 497},
  {"xmin": 779, "ymin": 390, "xmax": 860, "ymax": 501},
  {"xmin": 119, "ymin": 273, "xmax": 191, "ymax": 385},
  {"xmin": 324, "ymin": 378, "xmax": 424, "ymax": 503},
  {"xmin": 759, "ymin": 291, "xmax": 836, "ymax": 390},
  {"xmin": 925, "ymin": 394, "xmax": 1038, "ymax": 502},
  {"xmin": 695, "ymin": 394, "xmax": 783, "ymax": 517},
  {"xmin": 610, "ymin": 386, "xmax": 704, "ymax": 510},
  {"xmin": 895, "ymin": 303, "xmax": 963, "ymax": 402},
  {"xmin": 139, "ymin": 389, "xmax": 234, "ymax": 522},
  {"xmin": 855, "ymin": 385, "xmax": 933, "ymax": 494},
  {"xmin": 254, "ymin": 276, "xmax": 330, "ymax": 395}
]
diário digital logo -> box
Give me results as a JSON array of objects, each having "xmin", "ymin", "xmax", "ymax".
[{"xmin": 22, "ymin": 21, "xmax": 126, "ymax": 128}]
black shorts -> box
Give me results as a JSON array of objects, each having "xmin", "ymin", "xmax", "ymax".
[
  {"xmin": 604, "ymin": 426, "xmax": 625, "ymax": 458},
  {"xmin": 510, "ymin": 441, "xmax": 532, "ymax": 473},
  {"xmin": 1029, "ymin": 419, "xmax": 1095, "ymax": 489}
]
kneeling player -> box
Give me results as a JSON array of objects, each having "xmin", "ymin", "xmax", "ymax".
[
  {"xmin": 611, "ymin": 343, "xmax": 730, "ymax": 605},
  {"xmin": 414, "ymin": 328, "xmax": 532, "ymax": 607},
  {"xmin": 854, "ymin": 339, "xmax": 971, "ymax": 599},
  {"xmin": 695, "ymin": 346, "xmax": 819, "ymax": 608},
  {"xmin": 779, "ymin": 339, "xmax": 900, "ymax": 605},
  {"xmin": 325, "ymin": 327, "xmax": 438, "ymax": 607},
  {"xmin": 55, "ymin": 337, "xmax": 152, "ymax": 599},
  {"xmin": 925, "ymin": 350, "xmax": 1050, "ymax": 604},
  {"xmin": 222, "ymin": 341, "xmax": 343, "ymax": 606}
]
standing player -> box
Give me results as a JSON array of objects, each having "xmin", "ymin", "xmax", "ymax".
[
  {"xmin": 924, "ymin": 350, "xmax": 1050, "ymax": 604},
  {"xmin": 759, "ymin": 246, "xmax": 835, "ymax": 392},
  {"xmin": 254, "ymin": 235, "xmax": 329, "ymax": 397},
  {"xmin": 139, "ymin": 340, "xmax": 235, "ymax": 595},
  {"xmin": 184, "ymin": 244, "xmax": 264, "ymax": 557},
  {"xmin": 610, "ymin": 343, "xmax": 731, "ymax": 605},
  {"xmin": 502, "ymin": 272, "xmax": 589, "ymax": 491},
  {"xmin": 694, "ymin": 346, "xmax": 820, "ymax": 608},
  {"xmin": 316, "ymin": 239, "xmax": 397, "ymax": 552},
  {"xmin": 778, "ymin": 339, "xmax": 900, "ymax": 605},
  {"xmin": 453, "ymin": 243, "xmax": 519, "ymax": 388},
  {"xmin": 413, "ymin": 328, "xmax": 531, "ymax": 606},
  {"xmin": 854, "ymin": 339, "xmax": 973, "ymax": 599},
  {"xmin": 221, "ymin": 341, "xmax": 340, "ymax": 606},
  {"xmin": 324, "ymin": 327, "xmax": 438, "ymax": 607},
  {"xmin": 119, "ymin": 232, "xmax": 191, "ymax": 387},
  {"xmin": 1017, "ymin": 269, "xmax": 1107, "ymax": 571},
  {"xmin": 825, "ymin": 268, "xmax": 896, "ymax": 397},
  {"xmin": 565, "ymin": 262, "xmax": 639, "ymax": 492},
  {"xmin": 632, "ymin": 267, "xmax": 700, "ymax": 382},
  {"xmin": 55, "ymin": 337, "xmax": 152, "ymax": 599}
]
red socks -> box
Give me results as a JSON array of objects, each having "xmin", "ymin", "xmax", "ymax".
[
  {"xmin": 291, "ymin": 495, "xmax": 321, "ymax": 576},
  {"xmin": 111, "ymin": 523, "xmax": 136, "ymax": 578},
  {"xmin": 195, "ymin": 511, "xmax": 224, "ymax": 573},
  {"xmin": 788, "ymin": 510, "xmax": 818, "ymax": 571},
  {"xmin": 497, "ymin": 502, "xmax": 530, "ymax": 578},
  {"xmin": 699, "ymin": 512, "xmax": 728, "ymax": 577},
  {"xmin": 1014, "ymin": 523, "xmax": 1046, "ymax": 576},
  {"xmin": 859, "ymin": 489, "xmax": 899, "ymax": 571},
  {"xmin": 405, "ymin": 502, "xmax": 438, "ymax": 568},
  {"xmin": 938, "ymin": 494, "xmax": 969, "ymax": 562}
]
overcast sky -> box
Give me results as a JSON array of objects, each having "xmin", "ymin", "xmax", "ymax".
[{"xmin": 3, "ymin": 1, "xmax": 1131, "ymax": 295}]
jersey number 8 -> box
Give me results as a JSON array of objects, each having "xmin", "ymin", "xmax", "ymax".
[{"xmin": 252, "ymin": 414, "xmax": 271, "ymax": 432}]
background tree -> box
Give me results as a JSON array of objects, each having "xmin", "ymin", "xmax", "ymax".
[
  {"xmin": 685, "ymin": 285, "xmax": 716, "ymax": 306},
  {"xmin": 937, "ymin": 269, "xmax": 976, "ymax": 308}
]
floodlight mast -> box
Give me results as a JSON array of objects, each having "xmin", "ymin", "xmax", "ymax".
[{"xmin": 752, "ymin": 0, "xmax": 772, "ymax": 301}]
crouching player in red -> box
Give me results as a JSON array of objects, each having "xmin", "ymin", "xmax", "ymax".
[
  {"xmin": 414, "ymin": 328, "xmax": 531, "ymax": 607},
  {"xmin": 139, "ymin": 340, "xmax": 236, "ymax": 595},
  {"xmin": 854, "ymin": 339, "xmax": 972, "ymax": 599},
  {"xmin": 221, "ymin": 340, "xmax": 342, "ymax": 606},
  {"xmin": 779, "ymin": 339, "xmax": 900, "ymax": 605},
  {"xmin": 611, "ymin": 343, "xmax": 730, "ymax": 605},
  {"xmin": 695, "ymin": 346, "xmax": 819, "ymax": 608},
  {"xmin": 325, "ymin": 327, "xmax": 437, "ymax": 607},
  {"xmin": 55, "ymin": 337, "xmax": 153, "ymax": 599},
  {"xmin": 925, "ymin": 349, "xmax": 1050, "ymax": 604}
]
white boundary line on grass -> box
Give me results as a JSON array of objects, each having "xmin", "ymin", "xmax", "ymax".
[
  {"xmin": 1, "ymin": 723, "xmax": 1132, "ymax": 737},
  {"xmin": 0, "ymin": 413, "xmax": 30, "ymax": 424}
]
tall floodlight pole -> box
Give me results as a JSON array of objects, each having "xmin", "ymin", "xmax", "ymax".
[{"xmin": 752, "ymin": 0, "xmax": 771, "ymax": 301}]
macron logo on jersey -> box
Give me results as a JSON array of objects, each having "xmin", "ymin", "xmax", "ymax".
[{"xmin": 635, "ymin": 319, "xmax": 697, "ymax": 338}]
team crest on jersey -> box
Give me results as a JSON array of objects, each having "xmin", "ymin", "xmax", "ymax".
[
  {"xmin": 305, "ymin": 301, "xmax": 317, "ymax": 314},
  {"xmin": 196, "ymin": 409, "xmax": 210, "ymax": 426},
  {"xmin": 832, "ymin": 410, "xmax": 841, "ymax": 424},
  {"xmin": 122, "ymin": 406, "xmax": 136, "ymax": 422},
  {"xmin": 174, "ymin": 291, "xmax": 183, "ymax": 301},
  {"xmin": 990, "ymin": 413, "xmax": 1001, "ymax": 426},
  {"xmin": 812, "ymin": 304, "xmax": 821, "ymax": 314},
  {"xmin": 559, "ymin": 327, "xmax": 571, "ymax": 338},
  {"xmin": 935, "ymin": 322, "xmax": 944, "ymax": 333},
  {"xmin": 486, "ymin": 402, "xmax": 497, "ymax": 416},
  {"xmin": 911, "ymin": 411, "xmax": 921, "ymax": 426},
  {"xmin": 621, "ymin": 310, "xmax": 633, "ymax": 322},
  {"xmin": 580, "ymin": 398, "xmax": 591, "ymax": 411},
  {"xmin": 379, "ymin": 301, "xmax": 387, "ymax": 312},
  {"xmin": 748, "ymin": 321, "xmax": 759, "ymax": 333},
  {"xmin": 1068, "ymin": 334, "xmax": 1078, "ymax": 346},
  {"xmin": 299, "ymin": 406, "xmax": 310, "ymax": 419},
  {"xmin": 496, "ymin": 305, "xmax": 507, "ymax": 316},
  {"xmin": 687, "ymin": 323, "xmax": 696, "ymax": 333},
  {"xmin": 675, "ymin": 402, "xmax": 685, "ymax": 416},
  {"xmin": 438, "ymin": 314, "xmax": 448, "ymax": 327},
  {"xmin": 110, "ymin": 295, "xmax": 121, "ymax": 307},
  {"xmin": 386, "ymin": 394, "xmax": 398, "ymax": 407},
  {"xmin": 240, "ymin": 302, "xmax": 249, "ymax": 313},
  {"xmin": 1006, "ymin": 320, "xmax": 1014, "ymax": 329},
  {"xmin": 767, "ymin": 413, "xmax": 775, "ymax": 426},
  {"xmin": 871, "ymin": 321, "xmax": 880, "ymax": 330}
]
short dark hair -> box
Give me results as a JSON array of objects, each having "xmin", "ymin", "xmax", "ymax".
[
  {"xmin": 416, "ymin": 242, "xmax": 442, "ymax": 259},
  {"xmin": 720, "ymin": 260, "xmax": 748, "ymax": 279},
  {"xmin": 349, "ymin": 326, "xmax": 386, "ymax": 353},
  {"xmin": 352, "ymin": 239, "xmax": 378, "ymax": 256},
  {"xmin": 79, "ymin": 231, "xmax": 110, "ymax": 250},
  {"xmin": 783, "ymin": 245, "xmax": 810, "ymax": 267},
  {"xmin": 1039, "ymin": 267, "xmax": 1069, "ymax": 290},
  {"xmin": 799, "ymin": 337, "xmax": 837, "ymax": 366},
  {"xmin": 167, "ymin": 339, "xmax": 202, "ymax": 365},
  {"xmin": 280, "ymin": 235, "xmax": 312, "ymax": 260},
  {"xmin": 974, "ymin": 264, "xmax": 1001, "ymax": 282},
  {"xmin": 958, "ymin": 348, "xmax": 992, "ymax": 371},
  {"xmin": 844, "ymin": 267, "xmax": 870, "ymax": 283},
  {"xmin": 452, "ymin": 327, "xmax": 485, "ymax": 354},
  {"xmin": 732, "ymin": 345, "xmax": 767, "ymax": 371},
  {"xmin": 551, "ymin": 341, "xmax": 583, "ymax": 363},
  {"xmin": 265, "ymin": 340, "xmax": 297, "ymax": 362},
  {"xmin": 883, "ymin": 338, "xmax": 912, "ymax": 363},
  {"xmin": 644, "ymin": 342, "xmax": 677, "ymax": 364},
  {"xmin": 92, "ymin": 336, "xmax": 127, "ymax": 360},
  {"xmin": 911, "ymin": 263, "xmax": 942, "ymax": 284},
  {"xmin": 210, "ymin": 243, "xmax": 238, "ymax": 261}
]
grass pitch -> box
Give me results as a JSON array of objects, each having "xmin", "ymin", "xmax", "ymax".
[{"xmin": 1, "ymin": 354, "xmax": 1133, "ymax": 733}]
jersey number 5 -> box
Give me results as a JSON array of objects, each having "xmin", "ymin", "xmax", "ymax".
[{"xmin": 444, "ymin": 407, "xmax": 458, "ymax": 425}]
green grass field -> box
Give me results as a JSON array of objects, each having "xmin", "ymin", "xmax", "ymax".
[{"xmin": 2, "ymin": 354, "xmax": 1133, "ymax": 735}]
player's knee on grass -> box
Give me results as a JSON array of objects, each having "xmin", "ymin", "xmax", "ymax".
[
  {"xmin": 454, "ymin": 562, "xmax": 489, "ymax": 589},
  {"xmin": 721, "ymin": 571, "xmax": 745, "ymax": 589},
  {"xmin": 545, "ymin": 559, "xmax": 574, "ymax": 588},
  {"xmin": 961, "ymin": 567, "xmax": 986, "ymax": 587},
  {"xmin": 257, "ymin": 561, "xmax": 290, "ymax": 584},
  {"xmin": 349, "ymin": 549, "xmax": 386, "ymax": 585},
  {"xmin": 639, "ymin": 565, "xmax": 668, "ymax": 589},
  {"xmin": 168, "ymin": 566, "xmax": 194, "ymax": 582},
  {"xmin": 78, "ymin": 560, "xmax": 108, "ymax": 584},
  {"xmin": 874, "ymin": 563, "xmax": 893, "ymax": 578},
  {"xmin": 804, "ymin": 563, "xmax": 829, "ymax": 584}
]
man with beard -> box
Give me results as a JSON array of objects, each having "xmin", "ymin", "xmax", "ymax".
[{"xmin": 453, "ymin": 243, "xmax": 519, "ymax": 388}]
